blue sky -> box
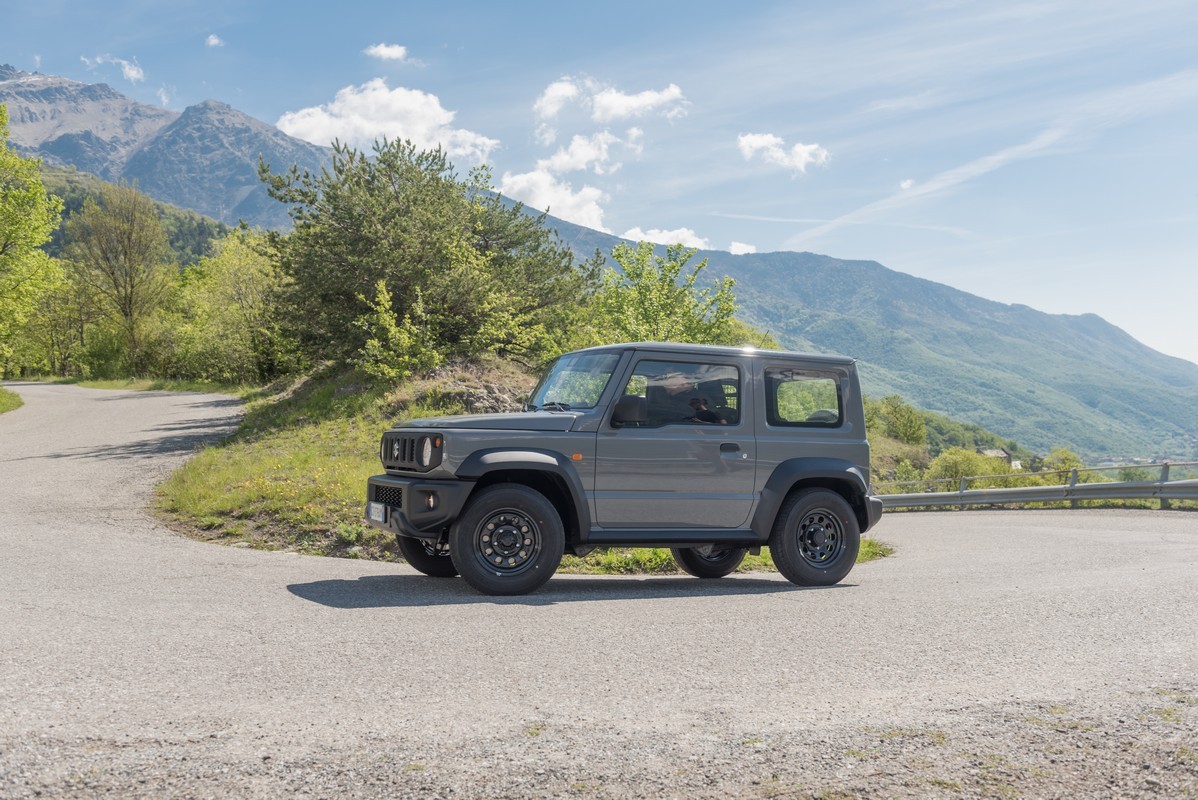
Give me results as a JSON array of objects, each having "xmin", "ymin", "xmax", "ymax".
[{"xmin": 4, "ymin": 1, "xmax": 1198, "ymax": 364}]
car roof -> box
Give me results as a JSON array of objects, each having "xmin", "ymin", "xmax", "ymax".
[{"xmin": 569, "ymin": 341, "xmax": 856, "ymax": 367}]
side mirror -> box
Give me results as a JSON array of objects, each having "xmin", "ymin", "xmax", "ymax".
[{"xmin": 611, "ymin": 394, "xmax": 647, "ymax": 427}]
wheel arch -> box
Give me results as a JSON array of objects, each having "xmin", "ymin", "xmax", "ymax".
[
  {"xmin": 457, "ymin": 449, "xmax": 588, "ymax": 546},
  {"xmin": 751, "ymin": 458, "xmax": 872, "ymax": 536}
]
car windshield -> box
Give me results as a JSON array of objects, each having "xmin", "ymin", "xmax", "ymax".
[{"xmin": 527, "ymin": 351, "xmax": 621, "ymax": 411}]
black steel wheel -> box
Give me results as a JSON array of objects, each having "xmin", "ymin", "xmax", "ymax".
[
  {"xmin": 450, "ymin": 485, "xmax": 564, "ymax": 595},
  {"xmin": 670, "ymin": 545, "xmax": 747, "ymax": 578},
  {"xmin": 769, "ymin": 488, "xmax": 860, "ymax": 586},
  {"xmin": 397, "ymin": 535, "xmax": 458, "ymax": 578}
]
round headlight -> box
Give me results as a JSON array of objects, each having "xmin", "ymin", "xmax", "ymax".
[{"xmin": 419, "ymin": 436, "xmax": 434, "ymax": 467}]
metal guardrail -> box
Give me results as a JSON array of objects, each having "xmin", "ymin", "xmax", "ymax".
[
  {"xmin": 876, "ymin": 461, "xmax": 1198, "ymax": 510},
  {"xmin": 880, "ymin": 479, "xmax": 1198, "ymax": 509}
]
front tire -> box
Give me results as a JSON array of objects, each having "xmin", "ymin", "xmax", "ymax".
[
  {"xmin": 450, "ymin": 485, "xmax": 564, "ymax": 595},
  {"xmin": 397, "ymin": 535, "xmax": 458, "ymax": 578},
  {"xmin": 769, "ymin": 489, "xmax": 860, "ymax": 586},
  {"xmin": 670, "ymin": 546, "xmax": 747, "ymax": 578}
]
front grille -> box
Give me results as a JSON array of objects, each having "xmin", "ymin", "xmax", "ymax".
[
  {"xmin": 373, "ymin": 484, "xmax": 403, "ymax": 508},
  {"xmin": 383, "ymin": 433, "xmax": 421, "ymax": 470}
]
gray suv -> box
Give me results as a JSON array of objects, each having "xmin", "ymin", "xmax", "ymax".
[{"xmin": 365, "ymin": 342, "xmax": 883, "ymax": 595}]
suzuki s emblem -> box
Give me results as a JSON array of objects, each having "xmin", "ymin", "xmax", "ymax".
[{"xmin": 392, "ymin": 441, "xmax": 401, "ymax": 459}]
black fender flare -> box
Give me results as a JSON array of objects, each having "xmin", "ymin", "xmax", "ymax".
[
  {"xmin": 751, "ymin": 458, "xmax": 872, "ymax": 536},
  {"xmin": 456, "ymin": 448, "xmax": 591, "ymax": 538}
]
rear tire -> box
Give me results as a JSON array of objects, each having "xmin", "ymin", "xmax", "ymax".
[
  {"xmin": 670, "ymin": 546, "xmax": 747, "ymax": 578},
  {"xmin": 769, "ymin": 489, "xmax": 859, "ymax": 586},
  {"xmin": 450, "ymin": 485, "xmax": 564, "ymax": 595},
  {"xmin": 397, "ymin": 536, "xmax": 458, "ymax": 578}
]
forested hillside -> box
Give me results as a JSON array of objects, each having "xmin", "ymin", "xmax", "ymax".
[{"xmin": 40, "ymin": 166, "xmax": 228, "ymax": 265}]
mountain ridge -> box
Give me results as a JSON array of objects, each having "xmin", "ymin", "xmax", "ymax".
[{"xmin": 0, "ymin": 64, "xmax": 329, "ymax": 228}]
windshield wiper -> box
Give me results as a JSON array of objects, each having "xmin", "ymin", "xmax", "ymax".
[{"xmin": 538, "ymin": 401, "xmax": 572, "ymax": 411}]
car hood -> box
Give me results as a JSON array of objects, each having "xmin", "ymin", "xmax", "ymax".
[{"xmin": 397, "ymin": 411, "xmax": 579, "ymax": 432}]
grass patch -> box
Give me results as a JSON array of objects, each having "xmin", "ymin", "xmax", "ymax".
[
  {"xmin": 1024, "ymin": 711, "xmax": 1096, "ymax": 732},
  {"xmin": 158, "ymin": 366, "xmax": 435, "ymax": 560},
  {"xmin": 873, "ymin": 727, "xmax": 947, "ymax": 746},
  {"xmin": 560, "ymin": 547, "xmax": 680, "ymax": 575},
  {"xmin": 1140, "ymin": 707, "xmax": 1183, "ymax": 724},
  {"xmin": 557, "ymin": 538, "xmax": 891, "ymax": 576},
  {"xmin": 158, "ymin": 363, "xmax": 895, "ymax": 572},
  {"xmin": 0, "ymin": 386, "xmax": 23, "ymax": 414}
]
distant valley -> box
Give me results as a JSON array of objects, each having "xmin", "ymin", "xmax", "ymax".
[{"xmin": 3, "ymin": 63, "xmax": 1195, "ymax": 459}]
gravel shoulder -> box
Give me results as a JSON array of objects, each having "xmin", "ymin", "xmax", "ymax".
[{"xmin": 1, "ymin": 382, "xmax": 1195, "ymax": 798}]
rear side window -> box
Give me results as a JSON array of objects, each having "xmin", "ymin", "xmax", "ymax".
[
  {"xmin": 620, "ymin": 359, "xmax": 741, "ymax": 428},
  {"xmin": 767, "ymin": 367, "xmax": 842, "ymax": 427}
]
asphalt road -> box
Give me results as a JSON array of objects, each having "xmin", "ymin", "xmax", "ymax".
[{"xmin": 1, "ymin": 381, "xmax": 1195, "ymax": 798}]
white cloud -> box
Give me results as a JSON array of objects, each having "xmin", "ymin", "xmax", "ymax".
[
  {"xmin": 537, "ymin": 132, "xmax": 621, "ymax": 175},
  {"xmin": 622, "ymin": 227, "xmax": 710, "ymax": 249},
  {"xmin": 729, "ymin": 241, "xmax": 757, "ymax": 255},
  {"xmin": 738, "ymin": 133, "xmax": 828, "ymax": 172},
  {"xmin": 624, "ymin": 127, "xmax": 644, "ymax": 155},
  {"xmin": 84, "ymin": 54, "xmax": 145, "ymax": 84},
  {"xmin": 900, "ymin": 179, "xmax": 915, "ymax": 190},
  {"xmin": 277, "ymin": 78, "xmax": 498, "ymax": 162},
  {"xmin": 532, "ymin": 77, "xmax": 688, "ymax": 124},
  {"xmin": 364, "ymin": 43, "xmax": 409, "ymax": 61},
  {"xmin": 156, "ymin": 86, "xmax": 170, "ymax": 105},
  {"xmin": 592, "ymin": 83, "xmax": 687, "ymax": 123},
  {"xmin": 499, "ymin": 170, "xmax": 610, "ymax": 232},
  {"xmin": 206, "ymin": 34, "xmax": 224, "ymax": 48},
  {"xmin": 513, "ymin": 79, "xmax": 689, "ymax": 230},
  {"xmin": 534, "ymin": 78, "xmax": 581, "ymax": 119},
  {"xmin": 33, "ymin": 54, "xmax": 41, "ymax": 69},
  {"xmin": 535, "ymin": 123, "xmax": 557, "ymax": 146}
]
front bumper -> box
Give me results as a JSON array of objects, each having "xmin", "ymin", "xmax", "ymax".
[{"xmin": 364, "ymin": 474, "xmax": 474, "ymax": 540}]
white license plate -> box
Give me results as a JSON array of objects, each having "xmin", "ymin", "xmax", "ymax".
[{"xmin": 367, "ymin": 502, "xmax": 386, "ymax": 523}]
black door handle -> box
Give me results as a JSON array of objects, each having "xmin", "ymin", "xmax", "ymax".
[{"xmin": 720, "ymin": 442, "xmax": 740, "ymax": 453}]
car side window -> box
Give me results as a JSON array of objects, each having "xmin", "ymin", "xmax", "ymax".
[
  {"xmin": 767, "ymin": 367, "xmax": 842, "ymax": 427},
  {"xmin": 619, "ymin": 359, "xmax": 741, "ymax": 428}
]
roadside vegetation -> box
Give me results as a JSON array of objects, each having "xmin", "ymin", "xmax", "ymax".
[{"xmin": 0, "ymin": 386, "xmax": 21, "ymax": 414}]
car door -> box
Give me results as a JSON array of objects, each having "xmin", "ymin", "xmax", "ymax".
[{"xmin": 593, "ymin": 356, "xmax": 755, "ymax": 528}]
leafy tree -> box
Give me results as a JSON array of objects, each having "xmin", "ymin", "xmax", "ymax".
[
  {"xmin": 352, "ymin": 280, "xmax": 440, "ymax": 383},
  {"xmin": 456, "ymin": 167, "xmax": 603, "ymax": 360},
  {"xmin": 721, "ymin": 318, "xmax": 780, "ymax": 349},
  {"xmin": 260, "ymin": 139, "xmax": 596, "ymax": 370},
  {"xmin": 880, "ymin": 394, "xmax": 927, "ymax": 447},
  {"xmin": 11, "ymin": 264, "xmax": 95, "ymax": 376},
  {"xmin": 1041, "ymin": 447, "xmax": 1083, "ymax": 473},
  {"xmin": 1036, "ymin": 446, "xmax": 1088, "ymax": 483},
  {"xmin": 168, "ymin": 229, "xmax": 293, "ymax": 382},
  {"xmin": 0, "ymin": 105, "xmax": 64, "ymax": 368},
  {"xmin": 41, "ymin": 165, "xmax": 228, "ymax": 266},
  {"xmin": 924, "ymin": 447, "xmax": 1014, "ymax": 487},
  {"xmin": 595, "ymin": 241, "xmax": 737, "ymax": 344},
  {"xmin": 64, "ymin": 182, "xmax": 174, "ymax": 370},
  {"xmin": 894, "ymin": 459, "xmax": 922, "ymax": 482}
]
